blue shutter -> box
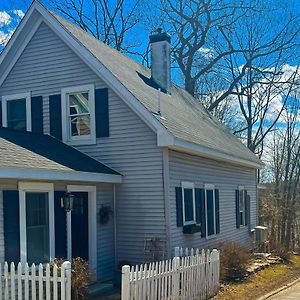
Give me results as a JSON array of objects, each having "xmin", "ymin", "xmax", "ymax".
[
  {"xmin": 31, "ymin": 96, "xmax": 43, "ymax": 134},
  {"xmin": 245, "ymin": 192, "xmax": 250, "ymax": 227},
  {"xmin": 54, "ymin": 191, "xmax": 67, "ymax": 258},
  {"xmin": 215, "ymin": 189, "xmax": 220, "ymax": 234},
  {"xmin": 3, "ymin": 190, "xmax": 20, "ymax": 263},
  {"xmin": 195, "ymin": 188, "xmax": 201, "ymax": 224},
  {"xmin": 199, "ymin": 189, "xmax": 206, "ymax": 238},
  {"xmin": 235, "ymin": 190, "xmax": 240, "ymax": 228},
  {"xmin": 175, "ymin": 187, "xmax": 183, "ymax": 227},
  {"xmin": 95, "ymin": 88, "xmax": 109, "ymax": 137},
  {"xmin": 49, "ymin": 94, "xmax": 62, "ymax": 140},
  {"xmin": 0, "ymin": 102, "xmax": 2, "ymax": 128}
]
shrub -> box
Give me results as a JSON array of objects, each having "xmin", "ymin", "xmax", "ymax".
[
  {"xmin": 55, "ymin": 257, "xmax": 90, "ymax": 300},
  {"xmin": 272, "ymin": 246, "xmax": 291, "ymax": 261},
  {"xmin": 219, "ymin": 241, "xmax": 251, "ymax": 282}
]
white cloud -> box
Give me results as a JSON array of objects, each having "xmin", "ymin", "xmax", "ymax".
[
  {"xmin": 13, "ymin": 9, "xmax": 24, "ymax": 19},
  {"xmin": 0, "ymin": 9, "xmax": 25, "ymax": 49},
  {"xmin": 198, "ymin": 47, "xmax": 215, "ymax": 59},
  {"xmin": 0, "ymin": 11, "xmax": 11, "ymax": 27},
  {"xmin": 0, "ymin": 30, "xmax": 13, "ymax": 46}
]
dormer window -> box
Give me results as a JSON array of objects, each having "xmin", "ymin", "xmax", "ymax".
[
  {"xmin": 2, "ymin": 93, "xmax": 31, "ymax": 131},
  {"xmin": 61, "ymin": 84, "xmax": 96, "ymax": 145}
]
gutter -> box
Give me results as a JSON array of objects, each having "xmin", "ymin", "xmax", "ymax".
[
  {"xmin": 0, "ymin": 167, "xmax": 123, "ymax": 183},
  {"xmin": 158, "ymin": 135, "xmax": 264, "ymax": 169}
]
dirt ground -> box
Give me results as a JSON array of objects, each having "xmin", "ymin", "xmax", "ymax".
[
  {"xmin": 213, "ymin": 255, "xmax": 300, "ymax": 300},
  {"xmin": 90, "ymin": 256, "xmax": 300, "ymax": 300}
]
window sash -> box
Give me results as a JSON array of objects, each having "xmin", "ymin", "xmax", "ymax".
[
  {"xmin": 1, "ymin": 93, "xmax": 31, "ymax": 131},
  {"xmin": 182, "ymin": 182, "xmax": 196, "ymax": 226},
  {"xmin": 26, "ymin": 192, "xmax": 50, "ymax": 264},
  {"xmin": 239, "ymin": 189, "xmax": 246, "ymax": 226},
  {"xmin": 67, "ymin": 91, "xmax": 91, "ymax": 138},
  {"xmin": 61, "ymin": 85, "xmax": 96, "ymax": 145},
  {"xmin": 19, "ymin": 182, "xmax": 55, "ymax": 264}
]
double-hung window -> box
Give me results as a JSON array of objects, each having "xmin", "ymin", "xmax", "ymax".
[
  {"xmin": 2, "ymin": 93, "xmax": 31, "ymax": 131},
  {"xmin": 19, "ymin": 182, "xmax": 54, "ymax": 264},
  {"xmin": 61, "ymin": 85, "xmax": 96, "ymax": 145},
  {"xmin": 205, "ymin": 184, "xmax": 216, "ymax": 237},
  {"xmin": 239, "ymin": 187, "xmax": 246, "ymax": 227},
  {"xmin": 182, "ymin": 182, "xmax": 196, "ymax": 226}
]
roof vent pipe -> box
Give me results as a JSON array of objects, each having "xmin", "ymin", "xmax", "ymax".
[
  {"xmin": 157, "ymin": 88, "xmax": 161, "ymax": 116},
  {"xmin": 149, "ymin": 28, "xmax": 171, "ymax": 94}
]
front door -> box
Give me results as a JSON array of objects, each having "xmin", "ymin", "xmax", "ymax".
[
  {"xmin": 54, "ymin": 191, "xmax": 89, "ymax": 261},
  {"xmin": 71, "ymin": 192, "xmax": 89, "ymax": 260}
]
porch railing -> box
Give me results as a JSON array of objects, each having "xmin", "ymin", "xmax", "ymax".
[{"xmin": 0, "ymin": 261, "xmax": 71, "ymax": 300}]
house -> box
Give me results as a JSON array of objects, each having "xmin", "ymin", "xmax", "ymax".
[{"xmin": 0, "ymin": 1, "xmax": 263, "ymax": 283}]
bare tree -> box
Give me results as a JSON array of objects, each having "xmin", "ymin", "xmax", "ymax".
[
  {"xmin": 160, "ymin": 0, "xmax": 300, "ymax": 156},
  {"xmin": 47, "ymin": 0, "xmax": 145, "ymax": 53},
  {"xmin": 261, "ymin": 96, "xmax": 300, "ymax": 250},
  {"xmin": 160, "ymin": 0, "xmax": 248, "ymax": 97},
  {"xmin": 161, "ymin": 0, "xmax": 299, "ymax": 108}
]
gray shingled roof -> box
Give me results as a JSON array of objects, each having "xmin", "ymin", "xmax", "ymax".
[
  {"xmin": 0, "ymin": 128, "xmax": 120, "ymax": 175},
  {"xmin": 50, "ymin": 11, "xmax": 262, "ymax": 166}
]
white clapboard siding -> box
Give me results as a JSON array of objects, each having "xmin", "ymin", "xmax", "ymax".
[
  {"xmin": 122, "ymin": 248, "xmax": 220, "ymax": 300},
  {"xmin": 0, "ymin": 261, "xmax": 71, "ymax": 300}
]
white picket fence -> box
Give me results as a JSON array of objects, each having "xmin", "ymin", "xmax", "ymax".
[
  {"xmin": 122, "ymin": 248, "xmax": 220, "ymax": 300},
  {"xmin": 0, "ymin": 261, "xmax": 71, "ymax": 300}
]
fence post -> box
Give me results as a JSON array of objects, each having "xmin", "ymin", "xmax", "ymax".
[
  {"xmin": 62, "ymin": 261, "xmax": 72, "ymax": 300},
  {"xmin": 173, "ymin": 257, "xmax": 180, "ymax": 300},
  {"xmin": 211, "ymin": 249, "xmax": 220, "ymax": 294},
  {"xmin": 122, "ymin": 265, "xmax": 130, "ymax": 300},
  {"xmin": 174, "ymin": 247, "xmax": 180, "ymax": 258}
]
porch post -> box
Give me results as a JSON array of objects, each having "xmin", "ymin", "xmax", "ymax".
[{"xmin": 67, "ymin": 211, "xmax": 72, "ymax": 261}]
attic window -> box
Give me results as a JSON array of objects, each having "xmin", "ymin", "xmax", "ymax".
[
  {"xmin": 2, "ymin": 93, "xmax": 31, "ymax": 131},
  {"xmin": 61, "ymin": 84, "xmax": 96, "ymax": 145}
]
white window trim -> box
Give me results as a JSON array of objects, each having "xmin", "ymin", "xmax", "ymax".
[
  {"xmin": 204, "ymin": 183, "xmax": 216, "ymax": 239},
  {"xmin": 67, "ymin": 185, "xmax": 97, "ymax": 280},
  {"xmin": 18, "ymin": 182, "xmax": 55, "ymax": 264},
  {"xmin": 181, "ymin": 181, "xmax": 196, "ymax": 226},
  {"xmin": 238, "ymin": 186, "xmax": 246, "ymax": 227},
  {"xmin": 61, "ymin": 84, "xmax": 96, "ymax": 145},
  {"xmin": 2, "ymin": 92, "xmax": 32, "ymax": 131}
]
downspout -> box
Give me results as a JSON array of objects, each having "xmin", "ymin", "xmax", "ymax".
[
  {"xmin": 162, "ymin": 148, "xmax": 172, "ymax": 258},
  {"xmin": 113, "ymin": 184, "xmax": 117, "ymax": 268}
]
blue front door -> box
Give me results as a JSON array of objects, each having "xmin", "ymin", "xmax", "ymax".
[
  {"xmin": 71, "ymin": 192, "xmax": 89, "ymax": 260},
  {"xmin": 54, "ymin": 191, "xmax": 89, "ymax": 261}
]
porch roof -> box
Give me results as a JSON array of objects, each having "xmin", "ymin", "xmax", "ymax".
[{"xmin": 0, "ymin": 128, "xmax": 122, "ymax": 183}]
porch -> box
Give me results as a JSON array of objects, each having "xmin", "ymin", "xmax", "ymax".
[{"xmin": 0, "ymin": 128, "xmax": 122, "ymax": 282}]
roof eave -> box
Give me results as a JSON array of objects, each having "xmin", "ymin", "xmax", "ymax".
[
  {"xmin": 161, "ymin": 138, "xmax": 264, "ymax": 169},
  {"xmin": 0, "ymin": 167, "xmax": 123, "ymax": 183}
]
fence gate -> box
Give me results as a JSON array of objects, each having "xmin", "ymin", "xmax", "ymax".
[
  {"xmin": 0, "ymin": 261, "xmax": 71, "ymax": 300},
  {"xmin": 122, "ymin": 248, "xmax": 220, "ymax": 300}
]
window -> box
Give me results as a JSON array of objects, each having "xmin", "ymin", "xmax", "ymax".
[
  {"xmin": 61, "ymin": 85, "xmax": 96, "ymax": 145},
  {"xmin": 26, "ymin": 192, "xmax": 49, "ymax": 264},
  {"xmin": 205, "ymin": 184, "xmax": 216, "ymax": 237},
  {"xmin": 239, "ymin": 187, "xmax": 246, "ymax": 227},
  {"xmin": 19, "ymin": 182, "xmax": 54, "ymax": 264},
  {"xmin": 2, "ymin": 93, "xmax": 31, "ymax": 131},
  {"xmin": 182, "ymin": 182, "xmax": 196, "ymax": 226}
]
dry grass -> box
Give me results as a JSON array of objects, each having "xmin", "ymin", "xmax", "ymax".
[{"xmin": 213, "ymin": 255, "xmax": 300, "ymax": 300}]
